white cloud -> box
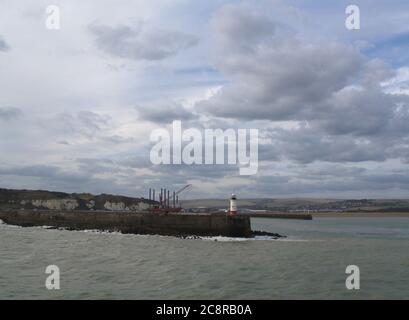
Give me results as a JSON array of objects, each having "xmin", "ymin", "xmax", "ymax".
[{"xmin": 381, "ymin": 67, "xmax": 409, "ymax": 95}]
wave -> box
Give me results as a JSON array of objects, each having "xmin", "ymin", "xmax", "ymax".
[
  {"xmin": 190, "ymin": 235, "xmax": 287, "ymax": 242},
  {"xmin": 74, "ymin": 230, "xmax": 287, "ymax": 241},
  {"xmin": 65, "ymin": 229, "xmax": 285, "ymax": 241},
  {"xmin": 0, "ymin": 220, "xmax": 22, "ymax": 228},
  {"xmin": 80, "ymin": 229, "xmax": 123, "ymax": 235}
]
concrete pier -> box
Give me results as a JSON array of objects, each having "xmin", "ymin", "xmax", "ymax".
[
  {"xmin": 240, "ymin": 212, "xmax": 313, "ymax": 220},
  {"xmin": 0, "ymin": 210, "xmax": 252, "ymax": 238}
]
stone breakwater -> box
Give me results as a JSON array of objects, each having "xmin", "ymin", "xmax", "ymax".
[{"xmin": 0, "ymin": 210, "xmax": 253, "ymax": 238}]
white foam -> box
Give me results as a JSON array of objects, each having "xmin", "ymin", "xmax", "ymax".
[
  {"xmin": 2, "ymin": 224, "xmax": 303, "ymax": 242},
  {"xmin": 194, "ymin": 235, "xmax": 283, "ymax": 242},
  {"xmin": 80, "ymin": 229, "xmax": 123, "ymax": 235},
  {"xmin": 276, "ymin": 238, "xmax": 310, "ymax": 242},
  {"xmin": 33, "ymin": 227, "xmax": 123, "ymax": 235},
  {"xmin": 0, "ymin": 221, "xmax": 22, "ymax": 228}
]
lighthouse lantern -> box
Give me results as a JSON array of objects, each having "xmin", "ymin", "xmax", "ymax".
[{"xmin": 229, "ymin": 194, "xmax": 237, "ymax": 215}]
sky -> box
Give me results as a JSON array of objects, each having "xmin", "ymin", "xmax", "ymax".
[{"xmin": 1, "ymin": 0, "xmax": 409, "ymax": 199}]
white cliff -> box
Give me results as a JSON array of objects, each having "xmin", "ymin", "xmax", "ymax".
[{"xmin": 31, "ymin": 199, "xmax": 79, "ymax": 210}]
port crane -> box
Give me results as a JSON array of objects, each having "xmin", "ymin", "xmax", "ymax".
[
  {"xmin": 173, "ymin": 184, "xmax": 192, "ymax": 208},
  {"xmin": 148, "ymin": 184, "xmax": 192, "ymax": 213},
  {"xmin": 175, "ymin": 184, "xmax": 192, "ymax": 197}
]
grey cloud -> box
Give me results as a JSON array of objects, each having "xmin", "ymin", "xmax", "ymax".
[
  {"xmin": 55, "ymin": 111, "xmax": 110, "ymax": 139},
  {"xmin": 0, "ymin": 107, "xmax": 22, "ymax": 120},
  {"xmin": 0, "ymin": 165, "xmax": 89, "ymax": 185},
  {"xmin": 0, "ymin": 165, "xmax": 58, "ymax": 177},
  {"xmin": 2, "ymin": 157, "xmax": 409, "ymax": 199},
  {"xmin": 97, "ymin": 143, "xmax": 240, "ymax": 179},
  {"xmin": 248, "ymin": 168, "xmax": 409, "ymax": 198},
  {"xmin": 362, "ymin": 173, "xmax": 409, "ymax": 186},
  {"xmin": 89, "ymin": 22, "xmax": 198, "ymax": 61},
  {"xmin": 258, "ymin": 89, "xmax": 409, "ymax": 164},
  {"xmin": 211, "ymin": 3, "xmax": 277, "ymax": 54},
  {"xmin": 199, "ymin": 4, "xmax": 363, "ymax": 122},
  {"xmin": 103, "ymin": 135, "xmax": 134, "ymax": 144},
  {"xmin": 136, "ymin": 103, "xmax": 196, "ymax": 123},
  {"xmin": 0, "ymin": 36, "xmax": 9, "ymax": 52},
  {"xmin": 152, "ymin": 163, "xmax": 238, "ymax": 180},
  {"xmin": 0, "ymin": 163, "xmax": 138, "ymax": 196},
  {"xmin": 300, "ymin": 165, "xmax": 367, "ymax": 178},
  {"xmin": 51, "ymin": 112, "xmax": 134, "ymax": 145},
  {"xmin": 318, "ymin": 87, "xmax": 396, "ymax": 137},
  {"xmin": 75, "ymin": 158, "xmax": 120, "ymax": 175},
  {"xmin": 264, "ymin": 127, "xmax": 389, "ymax": 163},
  {"xmin": 195, "ymin": 3, "xmax": 409, "ymax": 165}
]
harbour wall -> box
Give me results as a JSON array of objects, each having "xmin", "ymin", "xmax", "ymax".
[
  {"xmin": 0, "ymin": 210, "xmax": 252, "ymax": 238},
  {"xmin": 241, "ymin": 212, "xmax": 313, "ymax": 220}
]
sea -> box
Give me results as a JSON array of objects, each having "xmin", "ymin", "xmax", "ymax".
[{"xmin": 0, "ymin": 217, "xmax": 408, "ymax": 299}]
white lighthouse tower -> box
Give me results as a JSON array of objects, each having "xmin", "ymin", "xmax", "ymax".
[{"xmin": 229, "ymin": 194, "xmax": 237, "ymax": 215}]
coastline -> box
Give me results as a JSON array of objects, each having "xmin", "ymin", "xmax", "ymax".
[
  {"xmin": 247, "ymin": 211, "xmax": 409, "ymax": 219},
  {"xmin": 311, "ymin": 212, "xmax": 409, "ymax": 218}
]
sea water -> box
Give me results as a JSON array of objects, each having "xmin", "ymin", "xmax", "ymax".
[{"xmin": 0, "ymin": 217, "xmax": 408, "ymax": 299}]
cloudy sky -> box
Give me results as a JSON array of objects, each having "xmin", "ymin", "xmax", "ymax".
[{"xmin": 1, "ymin": 0, "xmax": 409, "ymax": 199}]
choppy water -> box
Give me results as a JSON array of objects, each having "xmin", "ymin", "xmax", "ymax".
[{"xmin": 0, "ymin": 217, "xmax": 408, "ymax": 299}]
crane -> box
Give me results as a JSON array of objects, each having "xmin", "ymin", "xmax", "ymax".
[
  {"xmin": 148, "ymin": 184, "xmax": 192, "ymax": 213},
  {"xmin": 174, "ymin": 184, "xmax": 192, "ymax": 208},
  {"xmin": 175, "ymin": 184, "xmax": 192, "ymax": 196}
]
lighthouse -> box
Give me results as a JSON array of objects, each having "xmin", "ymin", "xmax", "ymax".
[{"xmin": 229, "ymin": 194, "xmax": 237, "ymax": 215}]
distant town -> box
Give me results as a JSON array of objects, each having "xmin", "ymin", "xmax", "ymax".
[{"xmin": 183, "ymin": 198, "xmax": 409, "ymax": 214}]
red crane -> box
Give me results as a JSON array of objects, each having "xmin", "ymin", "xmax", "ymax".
[
  {"xmin": 149, "ymin": 184, "xmax": 192, "ymax": 213},
  {"xmin": 175, "ymin": 184, "xmax": 192, "ymax": 196}
]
